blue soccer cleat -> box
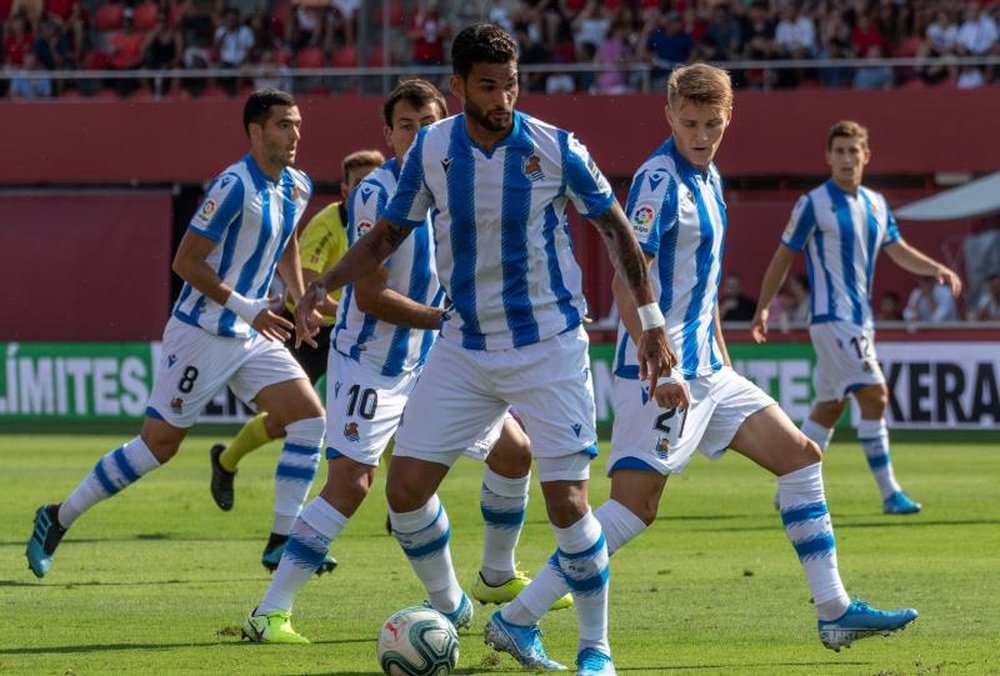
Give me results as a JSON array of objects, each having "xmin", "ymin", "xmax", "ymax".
[
  {"xmin": 576, "ymin": 647, "xmax": 616, "ymax": 676},
  {"xmin": 483, "ymin": 610, "xmax": 567, "ymax": 671},
  {"xmin": 26, "ymin": 504, "xmax": 67, "ymax": 578},
  {"xmin": 425, "ymin": 592, "xmax": 473, "ymax": 631},
  {"xmin": 818, "ymin": 598, "xmax": 918, "ymax": 651},
  {"xmin": 883, "ymin": 491, "xmax": 921, "ymax": 515}
]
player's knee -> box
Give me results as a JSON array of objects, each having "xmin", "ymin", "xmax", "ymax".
[
  {"xmin": 487, "ymin": 440, "xmax": 532, "ymax": 478},
  {"xmin": 856, "ymin": 385, "xmax": 888, "ymax": 417},
  {"xmin": 541, "ymin": 484, "xmax": 589, "ymax": 529},
  {"xmin": 802, "ymin": 438, "xmax": 823, "ymax": 465},
  {"xmin": 262, "ymin": 413, "xmax": 287, "ymax": 440},
  {"xmin": 384, "ymin": 475, "xmax": 424, "ymax": 513}
]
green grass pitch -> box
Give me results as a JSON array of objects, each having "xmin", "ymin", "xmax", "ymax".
[{"xmin": 2, "ymin": 430, "xmax": 998, "ymax": 675}]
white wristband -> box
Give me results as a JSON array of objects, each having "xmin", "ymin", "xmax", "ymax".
[
  {"xmin": 224, "ymin": 291, "xmax": 269, "ymax": 325},
  {"xmin": 637, "ymin": 302, "xmax": 665, "ymax": 330}
]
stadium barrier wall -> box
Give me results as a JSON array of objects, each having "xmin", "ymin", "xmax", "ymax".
[{"xmin": 3, "ymin": 340, "xmax": 997, "ymax": 431}]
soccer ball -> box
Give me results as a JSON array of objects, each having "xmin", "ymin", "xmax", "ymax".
[{"xmin": 377, "ymin": 606, "xmax": 459, "ymax": 676}]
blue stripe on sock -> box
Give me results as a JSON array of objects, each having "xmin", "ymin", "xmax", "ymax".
[
  {"xmin": 401, "ymin": 527, "xmax": 451, "ymax": 560},
  {"xmin": 93, "ymin": 458, "xmax": 118, "ymax": 495},
  {"xmin": 276, "ymin": 464, "xmax": 317, "ymax": 481},
  {"xmin": 780, "ymin": 501, "xmax": 828, "ymax": 527},
  {"xmin": 284, "ymin": 442, "xmax": 321, "ymax": 456},
  {"xmin": 793, "ymin": 533, "xmax": 836, "ymax": 560},
  {"xmin": 547, "ymin": 551, "xmax": 565, "ymax": 577},
  {"xmin": 480, "ymin": 506, "xmax": 526, "ymax": 528},
  {"xmin": 285, "ymin": 534, "xmax": 328, "ymax": 570},
  {"xmin": 557, "ymin": 533, "xmax": 607, "ymax": 562},
  {"xmin": 561, "ymin": 565, "xmax": 610, "ymax": 596},
  {"xmin": 865, "ymin": 453, "xmax": 890, "ymax": 470},
  {"xmin": 111, "ymin": 446, "xmax": 140, "ymax": 483}
]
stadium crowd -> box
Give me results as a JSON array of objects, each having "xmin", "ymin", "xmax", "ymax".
[{"xmin": 2, "ymin": 0, "xmax": 999, "ymax": 99}]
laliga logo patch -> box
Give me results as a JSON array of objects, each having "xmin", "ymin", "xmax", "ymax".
[
  {"xmin": 170, "ymin": 397, "xmax": 184, "ymax": 414},
  {"xmin": 523, "ymin": 154, "xmax": 544, "ymax": 182},
  {"xmin": 357, "ymin": 220, "xmax": 374, "ymax": 236},
  {"xmin": 196, "ymin": 198, "xmax": 217, "ymax": 223},
  {"xmin": 632, "ymin": 203, "xmax": 656, "ymax": 236},
  {"xmin": 344, "ymin": 421, "xmax": 360, "ymax": 442}
]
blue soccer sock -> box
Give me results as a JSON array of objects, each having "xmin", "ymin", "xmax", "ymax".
[
  {"xmin": 479, "ymin": 468, "xmax": 528, "ymax": 585},
  {"xmin": 390, "ymin": 494, "xmax": 463, "ymax": 613},
  {"xmin": 258, "ymin": 497, "xmax": 347, "ymax": 614},
  {"xmin": 778, "ymin": 462, "xmax": 850, "ymax": 621},
  {"xmin": 858, "ymin": 418, "xmax": 902, "ymax": 499},
  {"xmin": 271, "ymin": 416, "xmax": 323, "ymax": 535},
  {"xmin": 553, "ymin": 509, "xmax": 610, "ymax": 654},
  {"xmin": 58, "ymin": 436, "xmax": 161, "ymax": 528}
]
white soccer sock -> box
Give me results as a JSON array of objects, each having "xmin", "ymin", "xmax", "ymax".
[
  {"xmin": 857, "ymin": 418, "xmax": 901, "ymax": 499},
  {"xmin": 777, "ymin": 462, "xmax": 850, "ymax": 621},
  {"xmin": 479, "ymin": 468, "xmax": 529, "ymax": 585},
  {"xmin": 801, "ymin": 419, "xmax": 834, "ymax": 452},
  {"xmin": 553, "ymin": 510, "xmax": 610, "ymax": 654},
  {"xmin": 58, "ymin": 436, "xmax": 160, "ymax": 528},
  {"xmin": 271, "ymin": 416, "xmax": 324, "ymax": 535},
  {"xmin": 258, "ymin": 497, "xmax": 347, "ymax": 614},
  {"xmin": 390, "ymin": 494, "xmax": 463, "ymax": 613},
  {"xmin": 502, "ymin": 499, "xmax": 645, "ymax": 626}
]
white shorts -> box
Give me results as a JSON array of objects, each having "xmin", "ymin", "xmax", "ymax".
[
  {"xmin": 394, "ymin": 327, "xmax": 597, "ymax": 473},
  {"xmin": 810, "ymin": 321, "xmax": 885, "ymax": 402},
  {"xmin": 147, "ymin": 317, "xmax": 308, "ymax": 428},
  {"xmin": 608, "ymin": 366, "xmax": 775, "ymax": 475}
]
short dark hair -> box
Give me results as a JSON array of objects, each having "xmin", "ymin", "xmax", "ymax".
[
  {"xmin": 827, "ymin": 120, "xmax": 868, "ymax": 151},
  {"xmin": 382, "ymin": 78, "xmax": 448, "ymax": 128},
  {"xmin": 451, "ymin": 23, "xmax": 518, "ymax": 78},
  {"xmin": 243, "ymin": 89, "xmax": 296, "ymax": 136}
]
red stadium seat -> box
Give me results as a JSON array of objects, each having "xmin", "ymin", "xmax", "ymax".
[
  {"xmin": 366, "ymin": 45, "xmax": 388, "ymax": 68},
  {"xmin": 83, "ymin": 50, "xmax": 112, "ymax": 71},
  {"xmin": 295, "ymin": 45, "xmax": 326, "ymax": 69},
  {"xmin": 94, "ymin": 2, "xmax": 125, "ymax": 32},
  {"xmin": 375, "ymin": 1, "xmax": 406, "ymax": 28},
  {"xmin": 132, "ymin": 2, "xmax": 160, "ymax": 32},
  {"xmin": 331, "ymin": 45, "xmax": 357, "ymax": 68}
]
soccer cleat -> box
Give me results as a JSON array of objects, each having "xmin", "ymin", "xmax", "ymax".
[
  {"xmin": 26, "ymin": 504, "xmax": 66, "ymax": 578},
  {"xmin": 425, "ymin": 592, "xmax": 473, "ymax": 631},
  {"xmin": 483, "ymin": 610, "xmax": 567, "ymax": 671},
  {"xmin": 261, "ymin": 532, "xmax": 338, "ymax": 575},
  {"xmin": 576, "ymin": 647, "xmax": 616, "ymax": 676},
  {"xmin": 472, "ymin": 571, "xmax": 573, "ymax": 611},
  {"xmin": 209, "ymin": 443, "xmax": 236, "ymax": 511},
  {"xmin": 241, "ymin": 608, "xmax": 310, "ymax": 644},
  {"xmin": 883, "ymin": 491, "xmax": 921, "ymax": 515},
  {"xmin": 818, "ymin": 598, "xmax": 918, "ymax": 651}
]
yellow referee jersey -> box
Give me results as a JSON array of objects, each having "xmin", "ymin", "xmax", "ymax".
[{"xmin": 286, "ymin": 200, "xmax": 349, "ymax": 320}]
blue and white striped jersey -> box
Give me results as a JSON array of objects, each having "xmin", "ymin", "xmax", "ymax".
[
  {"xmin": 614, "ymin": 137, "xmax": 727, "ymax": 381},
  {"xmin": 383, "ymin": 111, "xmax": 615, "ymax": 351},
  {"xmin": 782, "ymin": 180, "xmax": 901, "ymax": 328},
  {"xmin": 173, "ymin": 154, "xmax": 312, "ymax": 338},
  {"xmin": 333, "ymin": 158, "xmax": 444, "ymax": 377}
]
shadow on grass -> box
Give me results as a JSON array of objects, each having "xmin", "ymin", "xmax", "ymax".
[
  {"xmin": 703, "ymin": 517, "xmax": 1000, "ymax": 533},
  {"xmin": 614, "ymin": 662, "xmax": 872, "ymax": 671},
  {"xmin": 0, "ymin": 635, "xmax": 375, "ymax": 657},
  {"xmin": 0, "ymin": 577, "xmax": 264, "ymax": 588}
]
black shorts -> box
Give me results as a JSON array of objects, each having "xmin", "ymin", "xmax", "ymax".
[{"xmin": 281, "ymin": 307, "xmax": 332, "ymax": 384}]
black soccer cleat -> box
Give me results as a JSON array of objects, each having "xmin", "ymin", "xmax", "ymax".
[
  {"xmin": 261, "ymin": 531, "xmax": 338, "ymax": 576},
  {"xmin": 209, "ymin": 443, "xmax": 236, "ymax": 511}
]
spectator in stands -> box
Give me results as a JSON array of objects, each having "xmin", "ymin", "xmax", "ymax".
[
  {"xmin": 969, "ymin": 272, "xmax": 1000, "ymax": 321},
  {"xmin": 765, "ymin": 272, "xmax": 810, "ymax": 329},
  {"xmin": 918, "ymin": 8, "xmax": 959, "ymax": 85},
  {"xmin": 720, "ymin": 274, "xmax": 757, "ymax": 321},
  {"xmin": 642, "ymin": 10, "xmax": 693, "ymax": 90},
  {"xmin": 9, "ymin": 0, "xmax": 42, "ymax": 27},
  {"xmin": 572, "ymin": 0, "xmax": 610, "ymax": 51},
  {"xmin": 740, "ymin": 1, "xmax": 776, "ymax": 89},
  {"xmin": 876, "ymin": 291, "xmax": 904, "ymax": 322},
  {"xmin": 851, "ymin": 11, "xmax": 888, "ymax": 60},
  {"xmin": 903, "ymin": 275, "xmax": 958, "ymax": 322},
  {"xmin": 774, "ymin": 3, "xmax": 816, "ymax": 58},
  {"xmin": 853, "ymin": 44, "xmax": 894, "ymax": 90},
  {"xmin": 409, "ymin": 0, "xmax": 449, "ymax": 66},
  {"xmin": 9, "ymin": 50, "xmax": 51, "ymax": 97},
  {"xmin": 513, "ymin": 21, "xmax": 549, "ymax": 93},
  {"xmin": 329, "ymin": 0, "xmax": 358, "ymax": 46},
  {"xmin": 817, "ymin": 13, "xmax": 854, "ymax": 89},
  {"xmin": 32, "ymin": 14, "xmax": 72, "ymax": 71},
  {"xmin": 215, "ymin": 7, "xmax": 254, "ymax": 68},
  {"xmin": 702, "ymin": 2, "xmax": 742, "ymax": 62},
  {"xmin": 593, "ymin": 17, "xmax": 631, "ymax": 94},
  {"xmin": 4, "ymin": 13, "xmax": 34, "ymax": 67},
  {"xmin": 956, "ymin": 3, "xmax": 998, "ymax": 57},
  {"xmin": 289, "ymin": 1, "xmax": 324, "ymax": 50},
  {"xmin": 142, "ymin": 9, "xmax": 183, "ymax": 95},
  {"xmin": 43, "ymin": 0, "xmax": 84, "ymax": 66},
  {"xmin": 956, "ymin": 63, "xmax": 986, "ymax": 89}
]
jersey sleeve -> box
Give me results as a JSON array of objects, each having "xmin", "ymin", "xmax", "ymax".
[
  {"xmin": 383, "ymin": 129, "xmax": 434, "ymax": 228},
  {"xmin": 623, "ymin": 164, "xmax": 677, "ymax": 256},
  {"xmin": 560, "ymin": 130, "xmax": 615, "ymax": 219},
  {"xmin": 780, "ymin": 194, "xmax": 816, "ymax": 252},
  {"xmin": 882, "ymin": 204, "xmax": 902, "ymax": 248},
  {"xmin": 188, "ymin": 172, "xmax": 244, "ymax": 241},
  {"xmin": 348, "ymin": 176, "xmax": 390, "ymax": 243}
]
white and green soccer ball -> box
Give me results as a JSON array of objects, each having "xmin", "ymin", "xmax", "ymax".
[{"xmin": 377, "ymin": 606, "xmax": 459, "ymax": 676}]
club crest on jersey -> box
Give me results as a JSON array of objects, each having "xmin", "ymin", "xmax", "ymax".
[
  {"xmin": 196, "ymin": 198, "xmax": 217, "ymax": 223},
  {"xmin": 655, "ymin": 436, "xmax": 670, "ymax": 459},
  {"xmin": 344, "ymin": 422, "xmax": 360, "ymax": 442},
  {"xmin": 170, "ymin": 397, "xmax": 184, "ymax": 414},
  {"xmin": 523, "ymin": 154, "xmax": 544, "ymax": 182},
  {"xmin": 357, "ymin": 220, "xmax": 374, "ymax": 236},
  {"xmin": 441, "ymin": 158, "xmax": 452, "ymax": 174}
]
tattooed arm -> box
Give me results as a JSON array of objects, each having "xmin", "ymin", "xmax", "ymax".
[
  {"xmin": 589, "ymin": 200, "xmax": 677, "ymax": 388},
  {"xmin": 295, "ymin": 218, "xmax": 413, "ymax": 347}
]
